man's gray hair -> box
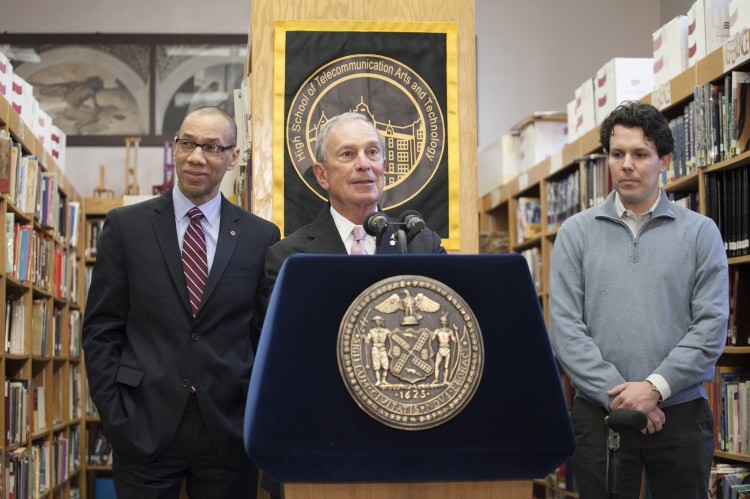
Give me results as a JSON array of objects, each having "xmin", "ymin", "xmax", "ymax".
[{"xmin": 313, "ymin": 112, "xmax": 387, "ymax": 162}]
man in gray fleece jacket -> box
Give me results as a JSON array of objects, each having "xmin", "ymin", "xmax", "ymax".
[{"xmin": 550, "ymin": 101, "xmax": 728, "ymax": 499}]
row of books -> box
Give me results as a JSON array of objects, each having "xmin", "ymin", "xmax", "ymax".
[
  {"xmin": 5, "ymin": 378, "xmax": 29, "ymax": 446},
  {"xmin": 85, "ymin": 386, "xmax": 98, "ymax": 420},
  {"xmin": 581, "ymin": 154, "xmax": 610, "ymax": 210},
  {"xmin": 84, "ymin": 218, "xmax": 104, "ymax": 259},
  {"xmin": 518, "ymin": 156, "xmax": 609, "ymax": 244},
  {"xmin": 7, "ymin": 220, "xmax": 37, "ymax": 283},
  {"xmin": 5, "ymin": 214, "xmax": 80, "ymax": 299},
  {"xmin": 30, "ymin": 299, "xmax": 49, "ymax": 357},
  {"xmin": 708, "ymin": 365, "xmax": 750, "ymax": 454},
  {"xmin": 68, "ymin": 310, "xmax": 82, "ymax": 358},
  {"xmin": 545, "ymin": 169, "xmax": 580, "ymax": 231},
  {"xmin": 705, "ymin": 165, "xmax": 749, "ymax": 258},
  {"xmin": 520, "ymin": 247, "xmax": 542, "ymax": 293},
  {"xmin": 69, "ymin": 366, "xmax": 82, "ymax": 421},
  {"xmin": 711, "ymin": 464, "xmax": 750, "ymax": 499},
  {"xmin": 665, "ymin": 111, "xmax": 696, "ymax": 183},
  {"xmin": 7, "ymin": 298, "xmax": 77, "ymax": 357},
  {"xmin": 31, "ymin": 375, "xmax": 46, "ymax": 435},
  {"xmin": 50, "ymin": 432, "xmax": 74, "ymax": 489},
  {"xmin": 68, "ymin": 201, "xmax": 80, "ymax": 250},
  {"xmin": 667, "ymin": 191, "xmax": 700, "ymax": 212},
  {"xmin": 0, "ymin": 132, "xmax": 70, "ymax": 240},
  {"xmin": 661, "ymin": 72, "xmax": 750, "ymax": 186},
  {"xmin": 728, "ymin": 266, "xmax": 750, "ymax": 347},
  {"xmin": 5, "ymin": 447, "xmax": 29, "ymax": 499},
  {"xmin": 87, "ymin": 431, "xmax": 112, "ymax": 466},
  {"xmin": 84, "ymin": 266, "xmax": 93, "ymax": 305},
  {"xmin": 50, "ymin": 247, "xmax": 75, "ymax": 301},
  {"xmin": 2, "ymin": 433, "xmax": 76, "ymax": 499},
  {"xmin": 515, "ymin": 197, "xmax": 541, "ymax": 244},
  {"xmin": 29, "ymin": 440, "xmax": 51, "ymax": 498},
  {"xmin": 539, "ymin": 155, "xmax": 610, "ymax": 238},
  {"xmin": 51, "ymin": 307, "xmax": 63, "ymax": 358},
  {"xmin": 5, "ymin": 294, "xmax": 25, "ymax": 355},
  {"xmin": 69, "ymin": 426, "xmax": 81, "ymax": 475}
]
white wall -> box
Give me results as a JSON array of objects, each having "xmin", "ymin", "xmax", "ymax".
[
  {"xmin": 1, "ymin": 0, "xmax": 693, "ymax": 199},
  {"xmin": 475, "ymin": 0, "xmax": 663, "ymax": 195},
  {"xmin": 0, "ymin": 0, "xmax": 250, "ymax": 33}
]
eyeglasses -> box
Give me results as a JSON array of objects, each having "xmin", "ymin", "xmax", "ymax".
[{"xmin": 174, "ymin": 137, "xmax": 235, "ymax": 155}]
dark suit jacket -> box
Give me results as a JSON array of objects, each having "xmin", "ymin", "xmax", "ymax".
[
  {"xmin": 82, "ymin": 191, "xmax": 280, "ymax": 464},
  {"xmin": 265, "ymin": 206, "xmax": 446, "ymax": 284}
]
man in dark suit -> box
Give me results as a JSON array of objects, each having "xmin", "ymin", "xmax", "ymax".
[
  {"xmin": 83, "ymin": 106, "xmax": 280, "ymax": 499},
  {"xmin": 265, "ymin": 111, "xmax": 445, "ymax": 283}
]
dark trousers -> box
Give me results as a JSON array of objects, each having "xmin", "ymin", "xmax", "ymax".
[
  {"xmin": 112, "ymin": 395, "xmax": 259, "ymax": 499},
  {"xmin": 570, "ymin": 397, "xmax": 714, "ymax": 499}
]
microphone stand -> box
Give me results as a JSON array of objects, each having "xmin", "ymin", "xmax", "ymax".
[
  {"xmin": 607, "ymin": 427, "xmax": 621, "ymax": 499},
  {"xmin": 395, "ymin": 228, "xmax": 408, "ymax": 254},
  {"xmin": 605, "ymin": 408, "xmax": 647, "ymax": 499}
]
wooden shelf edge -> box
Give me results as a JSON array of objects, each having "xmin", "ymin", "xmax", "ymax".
[
  {"xmin": 715, "ymin": 450, "xmax": 750, "ymax": 463},
  {"xmin": 662, "ymin": 170, "xmax": 700, "ymax": 193},
  {"xmin": 83, "ymin": 197, "xmax": 123, "ymax": 215},
  {"xmin": 705, "ymin": 150, "xmax": 750, "ymax": 174}
]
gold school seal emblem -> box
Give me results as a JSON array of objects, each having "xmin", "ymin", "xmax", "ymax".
[
  {"xmin": 286, "ymin": 54, "xmax": 445, "ymax": 210},
  {"xmin": 337, "ymin": 276, "xmax": 484, "ymax": 430}
]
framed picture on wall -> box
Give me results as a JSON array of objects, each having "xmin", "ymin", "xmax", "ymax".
[{"xmin": 0, "ymin": 34, "xmax": 246, "ymax": 146}]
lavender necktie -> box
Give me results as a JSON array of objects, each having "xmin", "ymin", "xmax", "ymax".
[{"xmin": 351, "ymin": 225, "xmax": 367, "ymax": 255}]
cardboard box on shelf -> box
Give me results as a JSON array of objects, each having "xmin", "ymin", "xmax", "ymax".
[
  {"xmin": 594, "ymin": 58, "xmax": 655, "ymax": 124},
  {"xmin": 512, "ymin": 112, "xmax": 567, "ymax": 173},
  {"xmin": 653, "ymin": 15, "xmax": 689, "ymax": 86},
  {"xmin": 688, "ymin": 0, "xmax": 730, "ymax": 67},
  {"xmin": 567, "ymin": 79, "xmax": 595, "ymax": 143},
  {"xmin": 729, "ymin": 0, "xmax": 750, "ymax": 36}
]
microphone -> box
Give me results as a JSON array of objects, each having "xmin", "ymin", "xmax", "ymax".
[
  {"xmin": 362, "ymin": 211, "xmax": 388, "ymax": 237},
  {"xmin": 400, "ymin": 210, "xmax": 425, "ymax": 233},
  {"xmin": 606, "ymin": 409, "xmax": 648, "ymax": 433},
  {"xmin": 399, "ymin": 210, "xmax": 425, "ymax": 241}
]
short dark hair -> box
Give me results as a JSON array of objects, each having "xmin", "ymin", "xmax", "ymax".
[
  {"xmin": 181, "ymin": 106, "xmax": 237, "ymax": 145},
  {"xmin": 599, "ymin": 100, "xmax": 673, "ymax": 157}
]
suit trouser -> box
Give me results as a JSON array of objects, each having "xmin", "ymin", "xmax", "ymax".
[
  {"xmin": 112, "ymin": 395, "xmax": 259, "ymax": 499},
  {"xmin": 570, "ymin": 396, "xmax": 714, "ymax": 499}
]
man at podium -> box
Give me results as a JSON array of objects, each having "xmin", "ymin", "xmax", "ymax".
[
  {"xmin": 260, "ymin": 110, "xmax": 446, "ymax": 498},
  {"xmin": 264, "ymin": 111, "xmax": 446, "ymax": 283}
]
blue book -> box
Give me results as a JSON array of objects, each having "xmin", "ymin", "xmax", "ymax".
[{"xmin": 17, "ymin": 225, "xmax": 31, "ymax": 281}]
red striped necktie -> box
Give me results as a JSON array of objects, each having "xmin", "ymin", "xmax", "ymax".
[{"xmin": 182, "ymin": 207, "xmax": 208, "ymax": 316}]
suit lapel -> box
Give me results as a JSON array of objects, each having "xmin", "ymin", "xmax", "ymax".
[
  {"xmin": 151, "ymin": 193, "xmax": 193, "ymax": 315},
  {"xmin": 201, "ymin": 197, "xmax": 238, "ymax": 309},
  {"xmin": 375, "ymin": 218, "xmax": 400, "ymax": 254},
  {"xmin": 304, "ymin": 207, "xmax": 347, "ymax": 254}
]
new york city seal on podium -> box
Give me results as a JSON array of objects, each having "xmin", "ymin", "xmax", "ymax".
[{"xmin": 337, "ymin": 276, "xmax": 484, "ymax": 430}]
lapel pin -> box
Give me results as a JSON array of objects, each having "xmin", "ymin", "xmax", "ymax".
[{"xmin": 230, "ymin": 230, "xmax": 236, "ymax": 236}]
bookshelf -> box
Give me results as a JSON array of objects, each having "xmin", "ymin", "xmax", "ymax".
[
  {"xmin": 480, "ymin": 46, "xmax": 750, "ymax": 498},
  {"xmin": 80, "ymin": 196, "xmax": 121, "ymax": 499},
  {"xmin": 1, "ymin": 93, "xmax": 83, "ymax": 497}
]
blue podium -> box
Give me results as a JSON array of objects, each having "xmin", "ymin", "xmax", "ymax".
[{"xmin": 244, "ymin": 254, "xmax": 574, "ymax": 499}]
